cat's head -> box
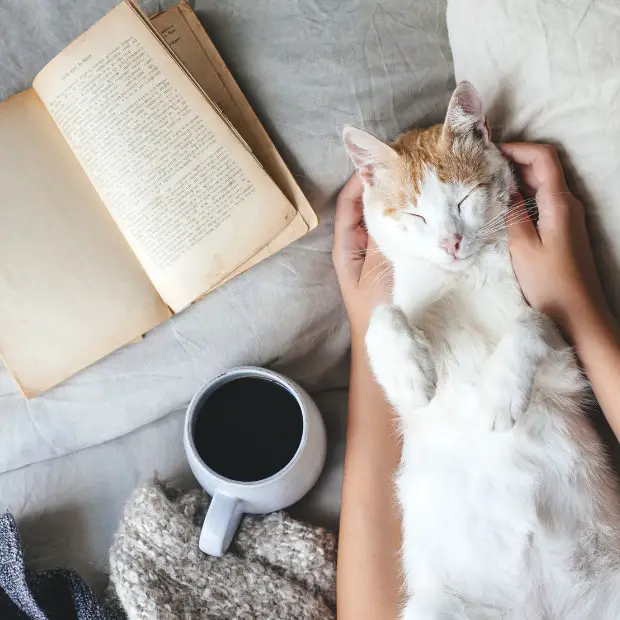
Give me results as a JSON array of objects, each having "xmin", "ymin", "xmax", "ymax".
[{"xmin": 343, "ymin": 81, "xmax": 514, "ymax": 270}]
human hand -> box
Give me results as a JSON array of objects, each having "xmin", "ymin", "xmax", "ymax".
[
  {"xmin": 332, "ymin": 173, "xmax": 393, "ymax": 345},
  {"xmin": 501, "ymin": 142, "xmax": 610, "ymax": 337}
]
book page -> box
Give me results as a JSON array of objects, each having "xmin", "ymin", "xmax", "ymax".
[
  {"xmin": 152, "ymin": 2, "xmax": 316, "ymax": 290},
  {"xmin": 33, "ymin": 1, "xmax": 296, "ymax": 312},
  {"xmin": 0, "ymin": 90, "xmax": 170, "ymax": 397}
]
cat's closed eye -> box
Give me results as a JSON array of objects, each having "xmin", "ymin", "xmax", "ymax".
[
  {"xmin": 457, "ymin": 183, "xmax": 488, "ymax": 212},
  {"xmin": 404, "ymin": 212, "xmax": 427, "ymax": 224},
  {"xmin": 457, "ymin": 188, "xmax": 477, "ymax": 212}
]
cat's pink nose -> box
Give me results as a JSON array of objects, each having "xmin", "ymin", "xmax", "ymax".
[{"xmin": 440, "ymin": 234, "xmax": 462, "ymax": 258}]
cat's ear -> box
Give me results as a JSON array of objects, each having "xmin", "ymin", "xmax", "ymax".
[
  {"xmin": 342, "ymin": 126, "xmax": 398, "ymax": 186},
  {"xmin": 442, "ymin": 81, "xmax": 490, "ymax": 145}
]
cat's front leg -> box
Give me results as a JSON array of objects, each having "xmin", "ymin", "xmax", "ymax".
[
  {"xmin": 366, "ymin": 304, "xmax": 436, "ymax": 414},
  {"xmin": 480, "ymin": 309, "xmax": 555, "ymax": 431}
]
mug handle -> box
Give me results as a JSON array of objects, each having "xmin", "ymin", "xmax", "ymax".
[{"xmin": 199, "ymin": 492, "xmax": 243, "ymax": 557}]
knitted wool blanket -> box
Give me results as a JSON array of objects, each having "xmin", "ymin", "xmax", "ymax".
[
  {"xmin": 0, "ymin": 511, "xmax": 120, "ymax": 620},
  {"xmin": 109, "ymin": 480, "xmax": 337, "ymax": 619}
]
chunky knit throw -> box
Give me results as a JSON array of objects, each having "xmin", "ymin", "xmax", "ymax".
[{"xmin": 109, "ymin": 480, "xmax": 337, "ymax": 619}]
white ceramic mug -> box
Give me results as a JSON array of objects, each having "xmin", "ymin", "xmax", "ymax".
[{"xmin": 183, "ymin": 366, "xmax": 327, "ymax": 557}]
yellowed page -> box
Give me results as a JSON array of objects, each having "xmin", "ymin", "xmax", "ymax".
[
  {"xmin": 0, "ymin": 90, "xmax": 170, "ymax": 397},
  {"xmin": 151, "ymin": 2, "xmax": 314, "ymax": 287},
  {"xmin": 33, "ymin": 1, "xmax": 296, "ymax": 312},
  {"xmin": 155, "ymin": 2, "xmax": 317, "ymax": 227}
]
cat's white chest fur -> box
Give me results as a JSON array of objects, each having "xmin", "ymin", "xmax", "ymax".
[
  {"xmin": 393, "ymin": 251, "xmax": 522, "ymax": 429},
  {"xmin": 366, "ymin": 250, "xmax": 620, "ymax": 619},
  {"xmin": 393, "ymin": 254, "xmax": 539, "ymax": 605},
  {"xmin": 400, "ymin": 416, "xmax": 537, "ymax": 615}
]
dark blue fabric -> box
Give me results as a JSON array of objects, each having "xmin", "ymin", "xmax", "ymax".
[{"xmin": 0, "ymin": 512, "xmax": 123, "ymax": 620}]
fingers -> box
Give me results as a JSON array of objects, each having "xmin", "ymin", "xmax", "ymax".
[
  {"xmin": 506, "ymin": 191, "xmax": 540, "ymax": 250},
  {"xmin": 359, "ymin": 236, "xmax": 385, "ymax": 279},
  {"xmin": 333, "ymin": 173, "xmax": 368, "ymax": 282},
  {"xmin": 334, "ymin": 174, "xmax": 364, "ymax": 250},
  {"xmin": 500, "ymin": 143, "xmax": 568, "ymax": 195},
  {"xmin": 334, "ymin": 173, "xmax": 364, "ymax": 235},
  {"xmin": 339, "ymin": 170, "xmax": 365, "ymax": 203}
]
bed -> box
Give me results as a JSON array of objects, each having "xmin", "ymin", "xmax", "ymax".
[{"xmin": 3, "ymin": 0, "xmax": 620, "ymax": 595}]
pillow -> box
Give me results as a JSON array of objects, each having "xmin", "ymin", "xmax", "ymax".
[
  {"xmin": 0, "ymin": 0, "xmax": 455, "ymax": 474},
  {"xmin": 446, "ymin": 0, "xmax": 620, "ymax": 314}
]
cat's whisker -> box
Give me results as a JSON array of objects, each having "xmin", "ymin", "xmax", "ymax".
[
  {"xmin": 371, "ymin": 264, "xmax": 392, "ymax": 284},
  {"xmin": 478, "ymin": 214, "xmax": 506, "ymax": 230},
  {"xmin": 373, "ymin": 274, "xmax": 392, "ymax": 294},
  {"xmin": 478, "ymin": 201, "xmax": 571, "ymax": 237},
  {"xmin": 481, "ymin": 200, "xmax": 537, "ymax": 222},
  {"xmin": 347, "ymin": 247, "xmax": 385, "ymax": 258},
  {"xmin": 361, "ymin": 258, "xmax": 391, "ymax": 283},
  {"xmin": 506, "ymin": 198, "xmax": 538, "ymax": 209},
  {"xmin": 373, "ymin": 265, "xmax": 394, "ymax": 288},
  {"xmin": 368, "ymin": 265, "xmax": 393, "ymax": 292},
  {"xmin": 537, "ymin": 191, "xmax": 573, "ymax": 198},
  {"xmin": 361, "ymin": 256, "xmax": 389, "ymax": 274},
  {"xmin": 478, "ymin": 203, "xmax": 565, "ymax": 234},
  {"xmin": 477, "ymin": 215, "xmax": 544, "ymax": 238},
  {"xmin": 478, "ymin": 218, "xmax": 530, "ymax": 236},
  {"xmin": 477, "ymin": 217, "xmax": 535, "ymax": 237},
  {"xmin": 498, "ymin": 211, "xmax": 538, "ymax": 226},
  {"xmin": 477, "ymin": 224, "xmax": 527, "ymax": 238},
  {"xmin": 489, "ymin": 192, "xmax": 574, "ymax": 224},
  {"xmin": 477, "ymin": 202, "xmax": 538, "ymax": 233}
]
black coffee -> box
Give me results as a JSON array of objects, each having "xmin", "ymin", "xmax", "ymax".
[{"xmin": 192, "ymin": 377, "xmax": 304, "ymax": 482}]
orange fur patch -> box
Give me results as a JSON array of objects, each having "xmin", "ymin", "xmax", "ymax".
[{"xmin": 379, "ymin": 124, "xmax": 491, "ymax": 211}]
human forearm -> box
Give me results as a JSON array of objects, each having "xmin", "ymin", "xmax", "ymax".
[
  {"xmin": 336, "ymin": 335, "xmax": 403, "ymax": 620},
  {"xmin": 502, "ymin": 143, "xmax": 620, "ymax": 444},
  {"xmin": 558, "ymin": 297, "xmax": 620, "ymax": 441},
  {"xmin": 332, "ymin": 173, "xmax": 402, "ymax": 617}
]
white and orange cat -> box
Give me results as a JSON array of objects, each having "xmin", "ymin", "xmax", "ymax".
[{"xmin": 343, "ymin": 82, "xmax": 620, "ymax": 619}]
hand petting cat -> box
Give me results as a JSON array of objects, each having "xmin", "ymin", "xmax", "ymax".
[
  {"xmin": 332, "ymin": 173, "xmax": 392, "ymax": 344},
  {"xmin": 502, "ymin": 142, "xmax": 612, "ymax": 342},
  {"xmin": 504, "ymin": 142, "xmax": 620, "ymax": 443},
  {"xmin": 335, "ymin": 141, "xmax": 615, "ymax": 354}
]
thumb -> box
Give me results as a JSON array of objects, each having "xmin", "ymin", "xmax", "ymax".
[{"xmin": 506, "ymin": 191, "xmax": 540, "ymax": 249}]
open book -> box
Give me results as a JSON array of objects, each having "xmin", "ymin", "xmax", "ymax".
[{"xmin": 0, "ymin": 0, "xmax": 317, "ymax": 397}]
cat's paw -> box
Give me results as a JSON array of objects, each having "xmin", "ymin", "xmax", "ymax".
[
  {"xmin": 366, "ymin": 305, "xmax": 436, "ymax": 410},
  {"xmin": 483, "ymin": 309, "xmax": 554, "ymax": 431},
  {"xmin": 513, "ymin": 309, "xmax": 556, "ymax": 362},
  {"xmin": 488, "ymin": 388, "xmax": 526, "ymax": 432}
]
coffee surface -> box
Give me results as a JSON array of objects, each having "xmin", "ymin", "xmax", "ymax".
[{"xmin": 193, "ymin": 377, "xmax": 303, "ymax": 482}]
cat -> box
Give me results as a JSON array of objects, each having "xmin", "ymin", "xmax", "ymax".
[{"xmin": 342, "ymin": 81, "xmax": 620, "ymax": 620}]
